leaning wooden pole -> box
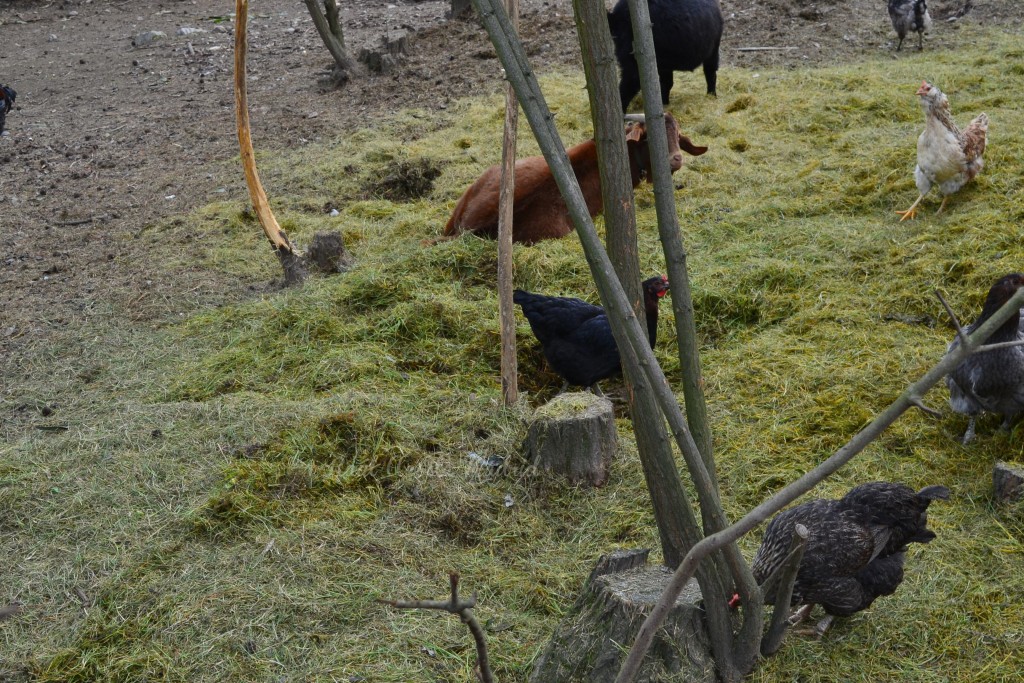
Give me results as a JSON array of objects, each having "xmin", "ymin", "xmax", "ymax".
[
  {"xmin": 235, "ymin": 0, "xmax": 306, "ymax": 284},
  {"xmin": 497, "ymin": 0, "xmax": 520, "ymax": 406}
]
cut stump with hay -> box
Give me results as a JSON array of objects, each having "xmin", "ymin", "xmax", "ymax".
[
  {"xmin": 530, "ymin": 550, "xmax": 715, "ymax": 683},
  {"xmin": 993, "ymin": 461, "xmax": 1024, "ymax": 504},
  {"xmin": 524, "ymin": 392, "xmax": 617, "ymax": 487}
]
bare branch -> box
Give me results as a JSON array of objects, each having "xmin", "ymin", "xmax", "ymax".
[
  {"xmin": 381, "ymin": 573, "xmax": 494, "ymax": 683},
  {"xmin": 760, "ymin": 524, "xmax": 808, "ymax": 657},
  {"xmin": 935, "ymin": 289, "xmax": 968, "ymax": 345},
  {"xmin": 909, "ymin": 397, "xmax": 942, "ymax": 418}
]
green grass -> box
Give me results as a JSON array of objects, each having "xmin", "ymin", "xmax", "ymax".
[{"xmin": 4, "ymin": 28, "xmax": 1024, "ymax": 682}]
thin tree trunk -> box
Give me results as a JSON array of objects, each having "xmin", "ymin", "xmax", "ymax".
[
  {"xmin": 304, "ymin": 0, "xmax": 357, "ymax": 81},
  {"xmin": 498, "ymin": 0, "xmax": 519, "ymax": 407},
  {"xmin": 571, "ymin": 0, "xmax": 695, "ymax": 569},
  {"xmin": 621, "ymin": 2, "xmax": 756, "ymax": 676}
]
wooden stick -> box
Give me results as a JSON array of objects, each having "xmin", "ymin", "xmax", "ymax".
[
  {"xmin": 497, "ymin": 0, "xmax": 519, "ymax": 407},
  {"xmin": 735, "ymin": 46, "xmax": 798, "ymax": 52},
  {"xmin": 234, "ymin": 0, "xmax": 295, "ymax": 255}
]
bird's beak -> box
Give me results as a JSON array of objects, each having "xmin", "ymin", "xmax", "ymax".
[{"xmin": 916, "ymin": 81, "xmax": 931, "ymax": 96}]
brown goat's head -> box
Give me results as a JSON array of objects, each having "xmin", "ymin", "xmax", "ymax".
[{"xmin": 624, "ymin": 112, "xmax": 707, "ymax": 182}]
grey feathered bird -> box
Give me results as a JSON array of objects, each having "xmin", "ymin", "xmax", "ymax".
[
  {"xmin": 751, "ymin": 482, "xmax": 949, "ymax": 636},
  {"xmin": 946, "ymin": 274, "xmax": 1024, "ymax": 444},
  {"xmin": 888, "ymin": 0, "xmax": 932, "ymax": 51}
]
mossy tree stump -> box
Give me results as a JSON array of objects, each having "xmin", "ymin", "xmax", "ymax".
[
  {"xmin": 524, "ymin": 392, "xmax": 617, "ymax": 487},
  {"xmin": 530, "ymin": 550, "xmax": 716, "ymax": 682}
]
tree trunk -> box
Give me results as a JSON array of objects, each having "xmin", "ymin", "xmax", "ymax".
[{"xmin": 304, "ymin": 0, "xmax": 358, "ymax": 83}]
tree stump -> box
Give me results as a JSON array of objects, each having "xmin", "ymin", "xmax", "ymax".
[
  {"xmin": 358, "ymin": 30, "xmax": 414, "ymax": 74},
  {"xmin": 451, "ymin": 0, "xmax": 473, "ymax": 19},
  {"xmin": 993, "ymin": 461, "xmax": 1024, "ymax": 504},
  {"xmin": 524, "ymin": 392, "xmax": 617, "ymax": 487},
  {"xmin": 530, "ymin": 551, "xmax": 715, "ymax": 683}
]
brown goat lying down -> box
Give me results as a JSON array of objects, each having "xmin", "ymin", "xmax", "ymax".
[{"xmin": 440, "ymin": 113, "xmax": 707, "ymax": 245}]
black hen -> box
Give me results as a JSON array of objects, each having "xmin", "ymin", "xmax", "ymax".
[
  {"xmin": 888, "ymin": 0, "xmax": 932, "ymax": 51},
  {"xmin": 513, "ymin": 275, "xmax": 669, "ymax": 394},
  {"xmin": 0, "ymin": 85, "xmax": 15, "ymax": 136},
  {"xmin": 946, "ymin": 273, "xmax": 1024, "ymax": 444},
  {"xmin": 751, "ymin": 482, "xmax": 949, "ymax": 635}
]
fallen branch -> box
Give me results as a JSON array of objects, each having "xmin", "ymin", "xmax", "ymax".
[
  {"xmin": 735, "ymin": 46, "xmax": 798, "ymax": 52},
  {"xmin": 380, "ymin": 573, "xmax": 494, "ymax": 683},
  {"xmin": 614, "ymin": 286, "xmax": 1024, "ymax": 683}
]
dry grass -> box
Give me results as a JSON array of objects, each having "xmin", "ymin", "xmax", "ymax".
[{"xmin": 3, "ymin": 25, "xmax": 1024, "ymax": 683}]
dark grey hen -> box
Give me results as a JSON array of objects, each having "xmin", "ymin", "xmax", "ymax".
[
  {"xmin": 751, "ymin": 482, "xmax": 949, "ymax": 636},
  {"xmin": 946, "ymin": 273, "xmax": 1024, "ymax": 444},
  {"xmin": 0, "ymin": 85, "xmax": 15, "ymax": 136},
  {"xmin": 888, "ymin": 0, "xmax": 932, "ymax": 51}
]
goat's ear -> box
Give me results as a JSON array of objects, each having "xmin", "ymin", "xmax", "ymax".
[
  {"xmin": 625, "ymin": 122, "xmax": 645, "ymax": 143},
  {"xmin": 678, "ymin": 135, "xmax": 708, "ymax": 157}
]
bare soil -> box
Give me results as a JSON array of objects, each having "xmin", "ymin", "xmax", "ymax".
[{"xmin": 1, "ymin": 0, "xmax": 1021, "ymax": 421}]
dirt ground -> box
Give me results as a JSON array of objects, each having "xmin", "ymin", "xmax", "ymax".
[{"xmin": 1, "ymin": 0, "xmax": 1021, "ymax": 424}]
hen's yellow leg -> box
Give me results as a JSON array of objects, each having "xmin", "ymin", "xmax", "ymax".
[
  {"xmin": 896, "ymin": 194, "xmax": 925, "ymax": 221},
  {"xmin": 936, "ymin": 196, "xmax": 950, "ymax": 215}
]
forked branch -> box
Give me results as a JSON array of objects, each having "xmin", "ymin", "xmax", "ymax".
[{"xmin": 380, "ymin": 573, "xmax": 494, "ymax": 683}]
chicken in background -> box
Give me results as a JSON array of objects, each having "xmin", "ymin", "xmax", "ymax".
[
  {"xmin": 888, "ymin": 0, "xmax": 932, "ymax": 51},
  {"xmin": 946, "ymin": 274, "xmax": 1024, "ymax": 444},
  {"xmin": 513, "ymin": 276, "xmax": 669, "ymax": 395},
  {"xmin": 0, "ymin": 85, "xmax": 15, "ymax": 136},
  {"xmin": 897, "ymin": 81, "xmax": 988, "ymax": 221},
  {"xmin": 750, "ymin": 482, "xmax": 949, "ymax": 637}
]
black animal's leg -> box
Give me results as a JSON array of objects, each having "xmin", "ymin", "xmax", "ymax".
[
  {"xmin": 897, "ymin": 36, "xmax": 904, "ymax": 51},
  {"xmin": 619, "ymin": 64, "xmax": 641, "ymax": 112},
  {"xmin": 658, "ymin": 68, "xmax": 673, "ymax": 105},
  {"xmin": 589, "ymin": 383, "xmax": 605, "ymax": 398},
  {"xmin": 917, "ymin": 30, "xmax": 924, "ymax": 51},
  {"xmin": 703, "ymin": 41, "xmax": 720, "ymax": 96},
  {"xmin": 558, "ymin": 380, "xmax": 570, "ymax": 395}
]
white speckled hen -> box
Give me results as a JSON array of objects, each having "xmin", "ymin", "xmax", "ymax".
[
  {"xmin": 897, "ymin": 81, "xmax": 988, "ymax": 221},
  {"xmin": 946, "ymin": 273, "xmax": 1024, "ymax": 444},
  {"xmin": 888, "ymin": 0, "xmax": 932, "ymax": 51},
  {"xmin": 752, "ymin": 482, "xmax": 949, "ymax": 636},
  {"xmin": 513, "ymin": 276, "xmax": 669, "ymax": 395}
]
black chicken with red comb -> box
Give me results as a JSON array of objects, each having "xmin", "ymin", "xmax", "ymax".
[{"xmin": 513, "ymin": 276, "xmax": 669, "ymax": 395}]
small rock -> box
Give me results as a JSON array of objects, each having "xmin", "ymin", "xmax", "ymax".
[
  {"xmin": 133, "ymin": 30, "xmax": 167, "ymax": 48},
  {"xmin": 48, "ymin": 34, "xmax": 58, "ymax": 42},
  {"xmin": 176, "ymin": 27, "xmax": 206, "ymax": 36}
]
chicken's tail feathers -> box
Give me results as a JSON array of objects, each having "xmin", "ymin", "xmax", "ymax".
[{"xmin": 917, "ymin": 484, "xmax": 951, "ymax": 502}]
